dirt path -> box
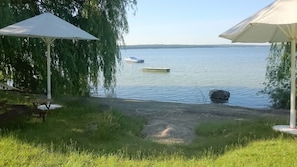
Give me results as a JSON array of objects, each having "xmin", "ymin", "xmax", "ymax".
[{"xmin": 97, "ymin": 97, "xmax": 287, "ymax": 144}]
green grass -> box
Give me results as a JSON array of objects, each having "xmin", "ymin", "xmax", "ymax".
[{"xmin": 0, "ymin": 90, "xmax": 296, "ymax": 166}]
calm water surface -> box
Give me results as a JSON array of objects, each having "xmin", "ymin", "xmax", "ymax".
[{"xmin": 95, "ymin": 45, "xmax": 271, "ymax": 109}]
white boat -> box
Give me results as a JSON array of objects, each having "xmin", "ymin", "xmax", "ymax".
[
  {"xmin": 141, "ymin": 67, "xmax": 170, "ymax": 73},
  {"xmin": 124, "ymin": 57, "xmax": 144, "ymax": 63}
]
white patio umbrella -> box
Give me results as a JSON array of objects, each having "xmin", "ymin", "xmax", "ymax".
[
  {"xmin": 219, "ymin": 0, "xmax": 297, "ymax": 129},
  {"xmin": 0, "ymin": 13, "xmax": 98, "ymax": 100}
]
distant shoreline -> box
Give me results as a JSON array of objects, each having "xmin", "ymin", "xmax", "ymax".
[{"xmin": 120, "ymin": 44, "xmax": 270, "ymax": 50}]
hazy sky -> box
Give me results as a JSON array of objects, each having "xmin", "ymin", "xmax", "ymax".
[{"xmin": 124, "ymin": 0, "xmax": 274, "ymax": 45}]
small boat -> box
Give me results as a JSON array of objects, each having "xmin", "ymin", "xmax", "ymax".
[
  {"xmin": 141, "ymin": 67, "xmax": 170, "ymax": 73},
  {"xmin": 124, "ymin": 57, "xmax": 144, "ymax": 63}
]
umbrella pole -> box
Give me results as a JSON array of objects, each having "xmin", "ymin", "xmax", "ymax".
[
  {"xmin": 290, "ymin": 39, "xmax": 296, "ymax": 128},
  {"xmin": 43, "ymin": 38, "xmax": 55, "ymax": 100},
  {"xmin": 47, "ymin": 43, "xmax": 51, "ymax": 100}
]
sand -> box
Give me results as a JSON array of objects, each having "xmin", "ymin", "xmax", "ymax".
[{"xmin": 97, "ymin": 97, "xmax": 288, "ymax": 144}]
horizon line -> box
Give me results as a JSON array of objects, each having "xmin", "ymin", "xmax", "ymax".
[{"xmin": 120, "ymin": 43, "xmax": 270, "ymax": 49}]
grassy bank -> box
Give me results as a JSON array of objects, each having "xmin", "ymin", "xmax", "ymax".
[{"xmin": 0, "ymin": 91, "xmax": 296, "ymax": 166}]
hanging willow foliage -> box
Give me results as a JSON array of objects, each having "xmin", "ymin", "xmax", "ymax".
[
  {"xmin": 0, "ymin": 0, "xmax": 137, "ymax": 96},
  {"xmin": 263, "ymin": 42, "xmax": 292, "ymax": 108}
]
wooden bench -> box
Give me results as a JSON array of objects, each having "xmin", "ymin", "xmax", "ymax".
[
  {"xmin": 32, "ymin": 98, "xmax": 53, "ymax": 121},
  {"xmin": 0, "ymin": 104, "xmax": 33, "ymax": 124},
  {"xmin": 0, "ymin": 100, "xmax": 8, "ymax": 115},
  {"xmin": 0, "ymin": 100, "xmax": 7, "ymax": 108}
]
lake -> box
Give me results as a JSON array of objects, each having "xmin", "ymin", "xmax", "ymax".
[{"xmin": 94, "ymin": 45, "xmax": 271, "ymax": 109}]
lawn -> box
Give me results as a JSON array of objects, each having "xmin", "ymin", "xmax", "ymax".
[{"xmin": 0, "ymin": 90, "xmax": 296, "ymax": 166}]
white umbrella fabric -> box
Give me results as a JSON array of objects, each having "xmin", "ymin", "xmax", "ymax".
[
  {"xmin": 0, "ymin": 13, "xmax": 98, "ymax": 100},
  {"xmin": 220, "ymin": 0, "xmax": 297, "ymax": 129}
]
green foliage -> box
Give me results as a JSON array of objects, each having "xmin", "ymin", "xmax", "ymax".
[
  {"xmin": 263, "ymin": 42, "xmax": 292, "ymax": 108},
  {"xmin": 0, "ymin": 0, "xmax": 137, "ymax": 96}
]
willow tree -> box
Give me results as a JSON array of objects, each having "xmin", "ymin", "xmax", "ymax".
[
  {"xmin": 264, "ymin": 42, "xmax": 292, "ymax": 108},
  {"xmin": 0, "ymin": 0, "xmax": 136, "ymax": 96}
]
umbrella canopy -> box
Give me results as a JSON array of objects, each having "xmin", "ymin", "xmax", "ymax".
[
  {"xmin": 219, "ymin": 0, "xmax": 297, "ymax": 129},
  {"xmin": 0, "ymin": 13, "xmax": 98, "ymax": 100},
  {"xmin": 0, "ymin": 12, "xmax": 98, "ymax": 40}
]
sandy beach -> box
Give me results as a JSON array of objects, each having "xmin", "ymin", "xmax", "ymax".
[{"xmin": 97, "ymin": 97, "xmax": 288, "ymax": 144}]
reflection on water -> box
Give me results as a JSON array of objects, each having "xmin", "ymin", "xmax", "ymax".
[{"xmin": 94, "ymin": 46, "xmax": 271, "ymax": 109}]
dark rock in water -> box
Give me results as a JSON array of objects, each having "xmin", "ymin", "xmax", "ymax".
[{"xmin": 209, "ymin": 89, "xmax": 230, "ymax": 103}]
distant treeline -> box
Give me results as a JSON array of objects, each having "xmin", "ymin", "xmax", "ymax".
[{"xmin": 120, "ymin": 44, "xmax": 269, "ymax": 50}]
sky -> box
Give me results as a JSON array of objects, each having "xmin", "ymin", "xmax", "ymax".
[{"xmin": 124, "ymin": 0, "xmax": 275, "ymax": 45}]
